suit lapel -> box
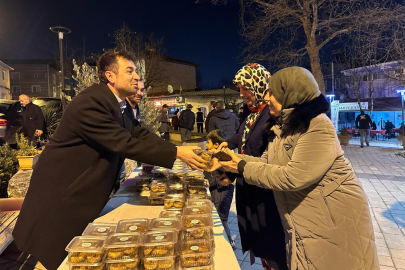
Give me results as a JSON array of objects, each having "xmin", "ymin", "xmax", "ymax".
[{"xmin": 244, "ymin": 105, "xmax": 269, "ymax": 143}]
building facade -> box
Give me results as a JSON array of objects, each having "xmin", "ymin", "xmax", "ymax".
[
  {"xmin": 3, "ymin": 59, "xmax": 62, "ymax": 100},
  {"xmin": 0, "ymin": 60, "xmax": 14, "ymax": 99}
]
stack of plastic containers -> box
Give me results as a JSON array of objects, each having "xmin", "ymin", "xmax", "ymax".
[
  {"xmin": 142, "ymin": 230, "xmax": 178, "ymax": 270},
  {"xmin": 66, "ymin": 236, "xmax": 106, "ymax": 270},
  {"xmin": 104, "ymin": 233, "xmax": 142, "ymax": 270}
]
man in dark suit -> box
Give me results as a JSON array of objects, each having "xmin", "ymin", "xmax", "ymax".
[
  {"xmin": 19, "ymin": 94, "xmax": 45, "ymax": 144},
  {"xmin": 12, "ymin": 49, "xmax": 206, "ymax": 270}
]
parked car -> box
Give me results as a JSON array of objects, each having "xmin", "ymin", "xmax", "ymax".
[{"xmin": 0, "ymin": 99, "xmax": 21, "ymax": 145}]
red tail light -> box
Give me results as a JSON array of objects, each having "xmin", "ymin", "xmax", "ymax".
[{"xmin": 0, "ymin": 119, "xmax": 8, "ymax": 126}]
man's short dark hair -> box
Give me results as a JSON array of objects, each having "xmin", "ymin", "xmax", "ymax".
[
  {"xmin": 210, "ymin": 101, "xmax": 216, "ymax": 108},
  {"xmin": 198, "ymin": 108, "xmax": 201, "ymax": 111},
  {"xmin": 97, "ymin": 49, "xmax": 136, "ymax": 84},
  {"xmin": 206, "ymin": 129, "xmax": 227, "ymax": 145},
  {"xmin": 360, "ymin": 109, "xmax": 365, "ymax": 114}
]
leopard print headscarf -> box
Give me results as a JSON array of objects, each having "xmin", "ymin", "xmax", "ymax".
[
  {"xmin": 233, "ymin": 63, "xmax": 271, "ymax": 153},
  {"xmin": 233, "ymin": 63, "xmax": 271, "ymax": 107}
]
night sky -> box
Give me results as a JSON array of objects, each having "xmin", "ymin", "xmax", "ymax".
[{"xmin": 0, "ymin": 0, "xmax": 242, "ymax": 87}]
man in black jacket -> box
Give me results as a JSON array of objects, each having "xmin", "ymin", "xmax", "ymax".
[
  {"xmin": 12, "ymin": 49, "xmax": 206, "ymax": 270},
  {"xmin": 196, "ymin": 108, "xmax": 204, "ymax": 133},
  {"xmin": 355, "ymin": 109, "xmax": 372, "ymax": 148},
  {"xmin": 19, "ymin": 94, "xmax": 45, "ymax": 144},
  {"xmin": 179, "ymin": 104, "xmax": 195, "ymax": 142},
  {"xmin": 204, "ymin": 100, "xmax": 216, "ymax": 133}
]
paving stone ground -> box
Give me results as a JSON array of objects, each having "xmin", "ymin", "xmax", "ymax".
[{"xmin": 233, "ymin": 144, "xmax": 405, "ymax": 270}]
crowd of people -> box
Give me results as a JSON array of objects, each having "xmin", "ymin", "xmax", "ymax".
[{"xmin": 11, "ymin": 50, "xmax": 379, "ymax": 270}]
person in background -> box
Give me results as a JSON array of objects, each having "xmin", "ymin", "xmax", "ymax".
[
  {"xmin": 207, "ymin": 100, "xmax": 239, "ymax": 139},
  {"xmin": 205, "ymin": 101, "xmax": 217, "ymax": 133},
  {"xmin": 384, "ymin": 120, "xmax": 396, "ymax": 138},
  {"xmin": 238, "ymin": 107, "xmax": 244, "ymax": 124},
  {"xmin": 371, "ymin": 120, "xmax": 377, "ymax": 130},
  {"xmin": 172, "ymin": 109, "xmax": 179, "ymax": 130},
  {"xmin": 179, "ymin": 104, "xmax": 195, "ymax": 142},
  {"xmin": 204, "ymin": 129, "xmax": 235, "ymax": 247},
  {"xmin": 220, "ymin": 63, "xmax": 287, "ymax": 269},
  {"xmin": 19, "ymin": 94, "xmax": 45, "ymax": 147},
  {"xmin": 355, "ymin": 109, "xmax": 372, "ymax": 148},
  {"xmin": 157, "ymin": 104, "xmax": 170, "ymax": 141},
  {"xmin": 126, "ymin": 80, "xmax": 144, "ymax": 122},
  {"xmin": 196, "ymin": 108, "xmax": 204, "ymax": 133}
]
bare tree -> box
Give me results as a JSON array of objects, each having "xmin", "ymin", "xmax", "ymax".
[
  {"xmin": 201, "ymin": 0, "xmax": 405, "ymax": 94},
  {"xmin": 112, "ymin": 23, "xmax": 168, "ymax": 93}
]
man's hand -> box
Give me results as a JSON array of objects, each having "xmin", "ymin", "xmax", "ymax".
[
  {"xmin": 176, "ymin": 146, "xmax": 207, "ymax": 171},
  {"xmin": 217, "ymin": 173, "xmax": 234, "ymax": 186},
  {"xmin": 217, "ymin": 142, "xmax": 228, "ymax": 151},
  {"xmin": 34, "ymin": 129, "xmax": 43, "ymax": 137}
]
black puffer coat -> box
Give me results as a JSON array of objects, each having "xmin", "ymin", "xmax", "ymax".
[{"xmin": 207, "ymin": 109, "xmax": 239, "ymax": 139}]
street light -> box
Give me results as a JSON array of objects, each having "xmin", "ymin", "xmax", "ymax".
[
  {"xmin": 397, "ymin": 89, "xmax": 405, "ymax": 134},
  {"xmin": 50, "ymin": 26, "xmax": 71, "ymax": 109}
]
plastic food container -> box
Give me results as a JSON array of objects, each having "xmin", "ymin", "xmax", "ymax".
[
  {"xmin": 105, "ymin": 258, "xmax": 141, "ymax": 270},
  {"xmin": 186, "ymin": 199, "xmax": 213, "ymax": 211},
  {"xmin": 151, "ymin": 167, "xmax": 169, "ymax": 178},
  {"xmin": 82, "ymin": 223, "xmax": 117, "ymax": 237},
  {"xmin": 142, "ymin": 164, "xmax": 154, "ymax": 174},
  {"xmin": 187, "ymin": 194, "xmax": 210, "ymax": 200},
  {"xmin": 149, "ymin": 191, "xmax": 166, "ymax": 199},
  {"xmin": 164, "ymin": 195, "xmax": 186, "ymax": 210},
  {"xmin": 68, "ymin": 262, "xmax": 105, "ymax": 270},
  {"xmin": 185, "ymin": 172, "xmax": 204, "ymax": 182},
  {"xmin": 182, "ymin": 215, "xmax": 214, "ymax": 229},
  {"xmin": 150, "ymin": 180, "xmax": 167, "ymax": 193},
  {"xmin": 66, "ymin": 236, "xmax": 106, "ymax": 264},
  {"xmin": 183, "ymin": 205, "xmax": 211, "ymax": 216},
  {"xmin": 169, "ymin": 170, "xmax": 186, "ymax": 181},
  {"xmin": 104, "ymin": 233, "xmax": 141, "ymax": 261},
  {"xmin": 142, "ymin": 230, "xmax": 177, "ymax": 257},
  {"xmin": 159, "ymin": 210, "xmax": 183, "ymax": 219},
  {"xmin": 180, "ymin": 240, "xmax": 214, "ymax": 268},
  {"xmin": 149, "ymin": 218, "xmax": 181, "ymax": 232},
  {"xmin": 135, "ymin": 183, "xmax": 150, "ymax": 192},
  {"xmin": 180, "ymin": 264, "xmax": 215, "ymax": 270},
  {"xmin": 134, "ymin": 175, "xmax": 151, "ymax": 186},
  {"xmin": 187, "ymin": 184, "xmax": 208, "ymax": 196},
  {"xmin": 193, "ymin": 150, "xmax": 212, "ymax": 169},
  {"xmin": 117, "ymin": 219, "xmax": 149, "ymax": 233},
  {"xmin": 143, "ymin": 256, "xmax": 176, "ymax": 270},
  {"xmin": 181, "ymin": 227, "xmax": 214, "ymax": 242}
]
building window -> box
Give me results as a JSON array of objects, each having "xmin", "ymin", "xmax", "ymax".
[
  {"xmin": 12, "ymin": 86, "xmax": 21, "ymax": 93},
  {"xmin": 34, "ymin": 73, "xmax": 39, "ymax": 79},
  {"xmin": 2, "ymin": 70, "xmax": 7, "ymax": 80},
  {"xmin": 11, "ymin": 72, "xmax": 20, "ymax": 79},
  {"xmin": 32, "ymin": 85, "xmax": 41, "ymax": 93},
  {"xmin": 52, "ymin": 74, "xmax": 56, "ymax": 84}
]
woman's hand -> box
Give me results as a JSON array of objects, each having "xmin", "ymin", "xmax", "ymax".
[
  {"xmin": 218, "ymin": 148, "xmax": 241, "ymax": 173},
  {"xmin": 217, "ymin": 173, "xmax": 233, "ymax": 186}
]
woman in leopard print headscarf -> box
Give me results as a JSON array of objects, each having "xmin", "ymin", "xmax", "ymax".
[{"xmin": 225, "ymin": 64, "xmax": 287, "ymax": 270}]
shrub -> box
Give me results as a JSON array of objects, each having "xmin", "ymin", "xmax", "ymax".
[{"xmin": 0, "ymin": 143, "xmax": 19, "ymax": 198}]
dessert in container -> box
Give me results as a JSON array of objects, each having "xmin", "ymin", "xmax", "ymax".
[
  {"xmin": 142, "ymin": 230, "xmax": 178, "ymax": 257},
  {"xmin": 183, "ymin": 205, "xmax": 211, "ymax": 216},
  {"xmin": 186, "ymin": 199, "xmax": 213, "ymax": 211},
  {"xmin": 117, "ymin": 219, "xmax": 149, "ymax": 233},
  {"xmin": 164, "ymin": 195, "xmax": 186, "ymax": 210},
  {"xmin": 82, "ymin": 223, "xmax": 117, "ymax": 237},
  {"xmin": 180, "ymin": 240, "xmax": 214, "ymax": 268},
  {"xmin": 143, "ymin": 255, "xmax": 177, "ymax": 270},
  {"xmin": 104, "ymin": 233, "xmax": 141, "ymax": 261},
  {"xmin": 149, "ymin": 218, "xmax": 181, "ymax": 232},
  {"xmin": 159, "ymin": 210, "xmax": 183, "ymax": 219},
  {"xmin": 66, "ymin": 236, "xmax": 106, "ymax": 264}
]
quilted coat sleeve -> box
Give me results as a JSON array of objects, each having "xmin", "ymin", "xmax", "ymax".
[
  {"xmin": 236, "ymin": 151, "xmax": 268, "ymax": 164},
  {"xmin": 242, "ymin": 119, "xmax": 337, "ymax": 191}
]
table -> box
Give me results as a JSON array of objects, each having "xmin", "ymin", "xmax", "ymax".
[
  {"xmin": 58, "ymin": 170, "xmax": 240, "ymax": 270},
  {"xmin": 393, "ymin": 128, "xmax": 403, "ymax": 135}
]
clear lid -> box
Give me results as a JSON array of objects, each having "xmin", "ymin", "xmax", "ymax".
[
  {"xmin": 187, "ymin": 193, "xmax": 210, "ymax": 200},
  {"xmin": 134, "ymin": 175, "xmax": 151, "ymax": 186},
  {"xmin": 168, "ymin": 182, "xmax": 184, "ymax": 190},
  {"xmin": 148, "ymin": 191, "xmax": 166, "ymax": 199},
  {"xmin": 181, "ymin": 240, "xmax": 214, "ymax": 254},
  {"xmin": 117, "ymin": 219, "xmax": 149, "ymax": 233},
  {"xmin": 180, "ymin": 265, "xmax": 214, "ymax": 270},
  {"xmin": 66, "ymin": 236, "xmax": 106, "ymax": 253},
  {"xmin": 182, "ymin": 215, "xmax": 214, "ymax": 229},
  {"xmin": 164, "ymin": 196, "xmax": 185, "ymax": 209},
  {"xmin": 143, "ymin": 256, "xmax": 176, "ymax": 270},
  {"xmin": 181, "ymin": 227, "xmax": 214, "ymax": 242},
  {"xmin": 185, "ymin": 171, "xmax": 204, "ymax": 182},
  {"xmin": 143, "ymin": 230, "xmax": 177, "ymax": 245},
  {"xmin": 68, "ymin": 262, "xmax": 105, "ymax": 270},
  {"xmin": 186, "ymin": 199, "xmax": 213, "ymax": 210},
  {"xmin": 104, "ymin": 233, "xmax": 141, "ymax": 248},
  {"xmin": 183, "ymin": 205, "xmax": 211, "ymax": 216},
  {"xmin": 187, "ymin": 184, "xmax": 208, "ymax": 196},
  {"xmin": 159, "ymin": 210, "xmax": 183, "ymax": 219},
  {"xmin": 149, "ymin": 218, "xmax": 181, "ymax": 231},
  {"xmin": 193, "ymin": 150, "xmax": 212, "ymax": 163},
  {"xmin": 82, "ymin": 223, "xmax": 117, "ymax": 237},
  {"xmin": 150, "ymin": 181, "xmax": 167, "ymax": 193},
  {"xmin": 105, "ymin": 258, "xmax": 140, "ymax": 269},
  {"xmin": 151, "ymin": 167, "xmax": 169, "ymax": 177}
]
